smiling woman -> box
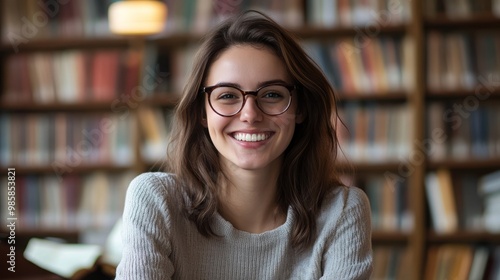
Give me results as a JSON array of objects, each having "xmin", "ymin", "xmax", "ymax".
[{"xmin": 115, "ymin": 10, "xmax": 373, "ymax": 280}]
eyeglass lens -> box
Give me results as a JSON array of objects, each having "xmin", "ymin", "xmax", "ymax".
[{"xmin": 209, "ymin": 85, "xmax": 292, "ymax": 116}]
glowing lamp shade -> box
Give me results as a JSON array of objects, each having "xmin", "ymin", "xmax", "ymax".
[{"xmin": 109, "ymin": 1, "xmax": 167, "ymax": 35}]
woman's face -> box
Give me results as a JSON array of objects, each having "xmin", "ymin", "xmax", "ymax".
[{"xmin": 203, "ymin": 44, "xmax": 301, "ymax": 173}]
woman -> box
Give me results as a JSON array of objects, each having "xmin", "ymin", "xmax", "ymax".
[{"xmin": 116, "ymin": 10, "xmax": 372, "ymax": 280}]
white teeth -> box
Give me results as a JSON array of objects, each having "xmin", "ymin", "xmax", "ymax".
[{"xmin": 234, "ymin": 133, "xmax": 269, "ymax": 142}]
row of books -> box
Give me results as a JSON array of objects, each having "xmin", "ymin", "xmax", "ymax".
[
  {"xmin": 302, "ymin": 36, "xmax": 414, "ymax": 95},
  {"xmin": 142, "ymin": 42, "xmax": 197, "ymax": 96},
  {"xmin": 3, "ymin": 49, "xmax": 141, "ymax": 104},
  {"xmin": 2, "ymin": 0, "xmax": 112, "ymax": 42},
  {"xmin": 1, "ymin": 0, "xmax": 414, "ymax": 43},
  {"xmin": 362, "ymin": 175, "xmax": 412, "ymax": 232},
  {"xmin": 0, "ymin": 172, "xmax": 134, "ymax": 231},
  {"xmin": 426, "ymin": 103, "xmax": 500, "ymax": 161},
  {"xmin": 341, "ymin": 173, "xmax": 413, "ymax": 232},
  {"xmin": 372, "ymin": 246, "xmax": 411, "ymax": 280},
  {"xmin": 425, "ymin": 169, "xmax": 500, "ymax": 234},
  {"xmin": 307, "ymin": 0, "xmax": 410, "ymax": 28},
  {"xmin": 427, "ymin": 31, "xmax": 500, "ymax": 91},
  {"xmin": 425, "ymin": 0, "xmax": 500, "ymax": 18},
  {"xmin": 0, "ymin": 113, "xmax": 136, "ymax": 168},
  {"xmin": 136, "ymin": 107, "xmax": 174, "ymax": 163},
  {"xmin": 337, "ymin": 103, "xmax": 412, "ymax": 162},
  {"xmin": 480, "ymin": 171, "xmax": 500, "ymax": 233},
  {"xmin": 425, "ymin": 245, "xmax": 500, "ymax": 280},
  {"xmin": 165, "ymin": 0, "xmax": 411, "ymax": 33},
  {"xmin": 163, "ymin": 0, "xmax": 304, "ymax": 33}
]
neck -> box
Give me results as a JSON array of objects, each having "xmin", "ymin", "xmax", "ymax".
[{"xmin": 217, "ymin": 161, "xmax": 286, "ymax": 233}]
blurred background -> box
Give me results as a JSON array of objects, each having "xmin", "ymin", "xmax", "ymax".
[{"xmin": 0, "ymin": 0, "xmax": 500, "ymax": 279}]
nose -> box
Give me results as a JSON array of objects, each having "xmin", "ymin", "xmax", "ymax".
[{"xmin": 239, "ymin": 96, "xmax": 263, "ymax": 123}]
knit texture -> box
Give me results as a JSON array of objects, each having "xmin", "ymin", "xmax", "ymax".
[{"xmin": 115, "ymin": 172, "xmax": 372, "ymax": 280}]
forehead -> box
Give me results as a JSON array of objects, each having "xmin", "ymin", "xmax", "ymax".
[{"xmin": 205, "ymin": 44, "xmax": 291, "ymax": 88}]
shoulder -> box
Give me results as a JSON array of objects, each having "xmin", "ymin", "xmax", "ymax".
[
  {"xmin": 128, "ymin": 172, "xmax": 176, "ymax": 193},
  {"xmin": 317, "ymin": 186, "xmax": 371, "ymax": 229},
  {"xmin": 122, "ymin": 172, "xmax": 186, "ymax": 230},
  {"xmin": 323, "ymin": 185, "xmax": 370, "ymax": 213},
  {"xmin": 125, "ymin": 172, "xmax": 179, "ymax": 209}
]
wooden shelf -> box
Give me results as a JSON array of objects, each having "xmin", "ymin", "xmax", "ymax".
[
  {"xmin": 0, "ymin": 24, "xmax": 408, "ymax": 52},
  {"xmin": 338, "ymin": 91, "xmax": 409, "ymax": 102},
  {"xmin": 427, "ymin": 89, "xmax": 500, "ymax": 99},
  {"xmin": 372, "ymin": 231, "xmax": 410, "ymax": 243},
  {"xmin": 0, "ymin": 36, "xmax": 130, "ymax": 53},
  {"xmin": 141, "ymin": 94, "xmax": 181, "ymax": 107},
  {"xmin": 151, "ymin": 32, "xmax": 205, "ymax": 47},
  {"xmin": 292, "ymin": 24, "xmax": 408, "ymax": 39},
  {"xmin": 150, "ymin": 24, "xmax": 409, "ymax": 47},
  {"xmin": 428, "ymin": 231, "xmax": 500, "ymax": 243},
  {"xmin": 0, "ymin": 101, "xmax": 121, "ymax": 112},
  {"xmin": 0, "ymin": 229, "xmax": 79, "ymax": 241},
  {"xmin": 427, "ymin": 158, "xmax": 500, "ymax": 170},
  {"xmin": 0, "ymin": 95, "xmax": 182, "ymax": 111},
  {"xmin": 424, "ymin": 14, "xmax": 500, "ymax": 30},
  {"xmin": 338, "ymin": 161, "xmax": 402, "ymax": 172},
  {"xmin": 1, "ymin": 164, "xmax": 133, "ymax": 175},
  {"xmin": 0, "ymin": 32, "xmax": 205, "ymax": 53}
]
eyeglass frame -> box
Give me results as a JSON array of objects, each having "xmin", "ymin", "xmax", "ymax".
[{"xmin": 200, "ymin": 82, "xmax": 296, "ymax": 117}]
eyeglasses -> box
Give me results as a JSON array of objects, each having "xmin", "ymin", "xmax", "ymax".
[{"xmin": 201, "ymin": 83, "xmax": 296, "ymax": 117}]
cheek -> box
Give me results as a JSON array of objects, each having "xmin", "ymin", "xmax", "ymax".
[
  {"xmin": 206, "ymin": 110, "xmax": 229, "ymax": 137},
  {"xmin": 277, "ymin": 111, "xmax": 298, "ymax": 128},
  {"xmin": 274, "ymin": 113, "xmax": 297, "ymax": 142},
  {"xmin": 204, "ymin": 99, "xmax": 219, "ymax": 127}
]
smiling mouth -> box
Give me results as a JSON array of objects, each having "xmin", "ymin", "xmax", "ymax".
[{"xmin": 232, "ymin": 132, "xmax": 271, "ymax": 142}]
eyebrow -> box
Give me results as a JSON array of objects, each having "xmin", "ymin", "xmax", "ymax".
[{"xmin": 212, "ymin": 79, "xmax": 291, "ymax": 89}]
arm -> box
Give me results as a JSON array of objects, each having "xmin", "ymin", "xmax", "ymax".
[
  {"xmin": 115, "ymin": 173, "xmax": 174, "ymax": 280},
  {"xmin": 322, "ymin": 187, "xmax": 373, "ymax": 280}
]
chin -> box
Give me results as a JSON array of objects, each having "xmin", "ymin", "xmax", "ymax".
[
  {"xmin": 229, "ymin": 156, "xmax": 281, "ymax": 172},
  {"xmin": 233, "ymin": 161, "xmax": 267, "ymax": 171}
]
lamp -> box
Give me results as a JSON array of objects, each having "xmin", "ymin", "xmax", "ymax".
[{"xmin": 108, "ymin": 0, "xmax": 167, "ymax": 36}]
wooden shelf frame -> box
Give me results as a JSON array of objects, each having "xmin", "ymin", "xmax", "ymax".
[
  {"xmin": 0, "ymin": 24, "xmax": 409, "ymax": 53},
  {"xmin": 427, "ymin": 158, "xmax": 500, "ymax": 170},
  {"xmin": 0, "ymin": 95, "xmax": 180, "ymax": 112},
  {"xmin": 428, "ymin": 231, "xmax": 500, "ymax": 243},
  {"xmin": 372, "ymin": 231, "xmax": 410, "ymax": 243},
  {"xmin": 338, "ymin": 91, "xmax": 410, "ymax": 102},
  {"xmin": 408, "ymin": 0, "xmax": 427, "ymax": 276},
  {"xmin": 424, "ymin": 14, "xmax": 500, "ymax": 30},
  {"xmin": 0, "ymin": 37, "xmax": 130, "ymax": 53},
  {"xmin": 426, "ymin": 89, "xmax": 500, "ymax": 99},
  {"xmin": 0, "ymin": 164, "xmax": 133, "ymax": 175}
]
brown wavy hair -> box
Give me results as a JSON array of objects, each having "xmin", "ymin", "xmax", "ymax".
[{"xmin": 166, "ymin": 10, "xmax": 343, "ymax": 250}]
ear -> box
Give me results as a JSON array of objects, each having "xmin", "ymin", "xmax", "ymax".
[
  {"xmin": 201, "ymin": 117, "xmax": 208, "ymax": 127},
  {"xmin": 201, "ymin": 108, "xmax": 208, "ymax": 127}
]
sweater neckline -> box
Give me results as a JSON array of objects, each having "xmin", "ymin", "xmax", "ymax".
[{"xmin": 213, "ymin": 206, "xmax": 294, "ymax": 239}]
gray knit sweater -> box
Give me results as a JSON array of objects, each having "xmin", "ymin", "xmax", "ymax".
[{"xmin": 115, "ymin": 172, "xmax": 372, "ymax": 279}]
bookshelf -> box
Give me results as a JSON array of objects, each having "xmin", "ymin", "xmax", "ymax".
[
  {"xmin": 1, "ymin": 0, "xmax": 500, "ymax": 279},
  {"xmin": 0, "ymin": 7, "xmax": 142, "ymax": 279},
  {"xmin": 422, "ymin": 1, "xmax": 500, "ymax": 280}
]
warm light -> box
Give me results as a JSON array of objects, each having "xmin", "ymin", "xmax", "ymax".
[{"xmin": 108, "ymin": 1, "xmax": 167, "ymax": 35}]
